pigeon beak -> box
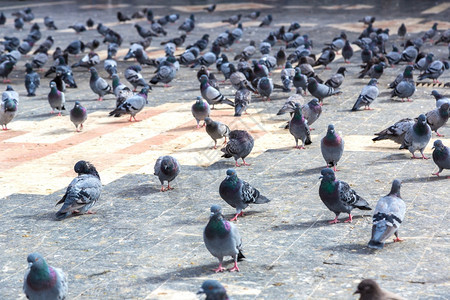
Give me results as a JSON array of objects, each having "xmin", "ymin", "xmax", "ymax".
[
  {"xmin": 319, "ymin": 175, "xmax": 323, "ymax": 179},
  {"xmin": 197, "ymin": 288, "xmax": 204, "ymax": 295},
  {"xmin": 432, "ymin": 146, "xmax": 435, "ymax": 149},
  {"xmin": 353, "ymin": 289, "xmax": 360, "ymax": 295},
  {"xmin": 28, "ymin": 262, "xmax": 33, "ymax": 268}
]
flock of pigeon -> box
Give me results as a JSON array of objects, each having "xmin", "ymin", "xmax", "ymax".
[{"xmin": 0, "ymin": 4, "xmax": 449, "ymax": 299}]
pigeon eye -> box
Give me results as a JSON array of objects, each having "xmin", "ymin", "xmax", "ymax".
[{"xmin": 35, "ymin": 257, "xmax": 38, "ymax": 261}]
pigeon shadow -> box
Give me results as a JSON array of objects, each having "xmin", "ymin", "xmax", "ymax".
[
  {"xmin": 402, "ymin": 176, "xmax": 448, "ymax": 183},
  {"xmin": 223, "ymin": 210, "xmax": 263, "ymax": 220},
  {"xmin": 14, "ymin": 211, "xmax": 56, "ymax": 221},
  {"xmin": 271, "ymin": 215, "xmax": 368, "ymax": 231},
  {"xmin": 115, "ymin": 183, "xmax": 160, "ymax": 198},
  {"xmin": 322, "ymin": 242, "xmax": 375, "ymax": 255}
]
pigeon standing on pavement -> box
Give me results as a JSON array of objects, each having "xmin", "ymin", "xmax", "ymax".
[
  {"xmin": 368, "ymin": 179, "xmax": 406, "ymax": 249},
  {"xmin": 0, "ymin": 97, "xmax": 18, "ymax": 130},
  {"xmin": 149, "ymin": 56, "xmax": 177, "ymax": 87},
  {"xmin": 203, "ymin": 205, "xmax": 245, "ymax": 273},
  {"xmin": 319, "ymin": 168, "xmax": 371, "ymax": 224},
  {"xmin": 23, "ymin": 253, "xmax": 68, "ymax": 300},
  {"xmin": 354, "ymin": 279, "xmax": 406, "ymax": 300},
  {"xmin": 432, "ymin": 140, "xmax": 450, "ymax": 177},
  {"xmin": 205, "ymin": 117, "xmax": 230, "ymax": 149},
  {"xmin": 398, "ymin": 23, "xmax": 407, "ymax": 39},
  {"xmin": 89, "ymin": 67, "xmax": 113, "ymax": 101},
  {"xmin": 289, "ymin": 103, "xmax": 311, "ymax": 149},
  {"xmin": 24, "ymin": 62, "xmax": 40, "ymax": 96},
  {"xmin": 125, "ymin": 65, "xmax": 148, "ymax": 91},
  {"xmin": 191, "ymin": 96, "xmax": 210, "ymax": 128},
  {"xmin": 70, "ymin": 101, "xmax": 87, "ymax": 132},
  {"xmin": 325, "ymin": 67, "xmax": 346, "ymax": 89},
  {"xmin": 399, "ymin": 114, "xmax": 431, "ymax": 159},
  {"xmin": 219, "ymin": 169, "xmax": 271, "ymax": 221},
  {"xmin": 425, "ymin": 103, "xmax": 449, "ymax": 137},
  {"xmin": 431, "ymin": 90, "xmax": 450, "ymax": 108},
  {"xmin": 257, "ymin": 76, "xmax": 273, "ymax": 101},
  {"xmin": 352, "ymin": 78, "xmax": 379, "ymax": 111},
  {"xmin": 55, "ymin": 160, "xmax": 102, "ymax": 220},
  {"xmin": 48, "ymin": 81, "xmax": 65, "ymax": 115},
  {"xmin": 307, "ymin": 77, "xmax": 341, "ymax": 104},
  {"xmin": 321, "ymin": 124, "xmax": 344, "ymax": 171},
  {"xmin": 234, "ymin": 81, "xmax": 252, "ymax": 116},
  {"xmin": 154, "ymin": 155, "xmax": 180, "ymax": 192},
  {"xmin": 109, "ymin": 88, "xmax": 148, "ymax": 122},
  {"xmin": 200, "ymin": 75, "xmax": 234, "ymax": 109},
  {"xmin": 391, "ymin": 66, "xmax": 415, "ymax": 102},
  {"xmin": 203, "ymin": 4, "xmax": 216, "ymax": 13},
  {"xmin": 418, "ymin": 60, "xmax": 449, "ymax": 83},
  {"xmin": 259, "ymin": 14, "xmax": 272, "ymax": 27},
  {"xmin": 372, "ymin": 118, "xmax": 415, "ymax": 144},
  {"xmin": 221, "ymin": 130, "xmax": 254, "ymax": 167},
  {"xmin": 342, "ymin": 40, "xmax": 353, "ymax": 63}
]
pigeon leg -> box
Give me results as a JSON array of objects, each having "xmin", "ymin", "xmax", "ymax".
[
  {"xmin": 167, "ymin": 183, "xmax": 174, "ymax": 190},
  {"xmin": 309, "ymin": 127, "xmax": 315, "ymax": 131},
  {"xmin": 86, "ymin": 210, "xmax": 96, "ymax": 215},
  {"xmin": 328, "ymin": 216, "xmax": 340, "ymax": 224},
  {"xmin": 333, "ymin": 165, "xmax": 340, "ymax": 172},
  {"xmin": 80, "ymin": 124, "xmax": 84, "ymax": 130},
  {"xmin": 432, "ymin": 169, "xmax": 441, "ymax": 176},
  {"xmin": 57, "ymin": 111, "xmax": 62, "ymax": 116},
  {"xmin": 160, "ymin": 185, "xmax": 167, "ymax": 192},
  {"xmin": 164, "ymin": 84, "xmax": 171, "ymax": 88},
  {"xmin": 235, "ymin": 161, "xmax": 241, "ymax": 167},
  {"xmin": 435, "ymin": 131, "xmax": 444, "ymax": 137},
  {"xmin": 213, "ymin": 263, "xmax": 226, "ymax": 273},
  {"xmin": 364, "ymin": 106, "xmax": 373, "ymax": 110},
  {"xmin": 344, "ymin": 214, "xmax": 353, "ymax": 223},
  {"xmin": 98, "ymin": 97, "xmax": 103, "ymax": 101},
  {"xmin": 222, "ymin": 137, "xmax": 227, "ymax": 145},
  {"xmin": 202, "ymin": 122, "xmax": 206, "ymax": 127},
  {"xmin": 230, "ymin": 213, "xmax": 240, "ymax": 222},
  {"xmin": 241, "ymin": 159, "xmax": 251, "ymax": 166},
  {"xmin": 393, "ymin": 232, "xmax": 403, "ymax": 242},
  {"xmin": 2, "ymin": 125, "xmax": 8, "ymax": 130},
  {"xmin": 406, "ymin": 98, "xmax": 413, "ymax": 102},
  {"xmin": 2, "ymin": 79, "xmax": 11, "ymax": 83},
  {"xmin": 228, "ymin": 261, "xmax": 240, "ymax": 272}
]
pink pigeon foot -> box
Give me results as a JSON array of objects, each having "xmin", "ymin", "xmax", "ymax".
[
  {"xmin": 344, "ymin": 214, "xmax": 353, "ymax": 223},
  {"xmin": 328, "ymin": 217, "xmax": 340, "ymax": 224},
  {"xmin": 241, "ymin": 159, "xmax": 251, "ymax": 166},
  {"xmin": 333, "ymin": 166, "xmax": 340, "ymax": 172},
  {"xmin": 229, "ymin": 262, "xmax": 240, "ymax": 272},
  {"xmin": 213, "ymin": 265, "xmax": 226, "ymax": 273},
  {"xmin": 436, "ymin": 132, "xmax": 444, "ymax": 137},
  {"xmin": 393, "ymin": 236, "xmax": 403, "ymax": 242},
  {"xmin": 98, "ymin": 97, "xmax": 103, "ymax": 101}
]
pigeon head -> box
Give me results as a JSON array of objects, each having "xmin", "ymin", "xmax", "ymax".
[
  {"xmin": 89, "ymin": 67, "xmax": 98, "ymax": 74},
  {"xmin": 74, "ymin": 160, "xmax": 99, "ymax": 178},
  {"xmin": 389, "ymin": 179, "xmax": 402, "ymax": 197},
  {"xmin": 439, "ymin": 103, "xmax": 449, "ymax": 115},
  {"xmin": 326, "ymin": 124, "xmax": 335, "ymax": 135},
  {"xmin": 27, "ymin": 252, "xmax": 44, "ymax": 265},
  {"xmin": 199, "ymin": 74, "xmax": 209, "ymax": 84},
  {"xmin": 166, "ymin": 56, "xmax": 177, "ymax": 63},
  {"xmin": 3, "ymin": 98, "xmax": 17, "ymax": 112},
  {"xmin": 225, "ymin": 169, "xmax": 237, "ymax": 180},
  {"xmin": 337, "ymin": 67, "xmax": 346, "ymax": 75},
  {"xmin": 197, "ymin": 280, "xmax": 227, "ymax": 298},
  {"xmin": 368, "ymin": 78, "xmax": 378, "ymax": 86},
  {"xmin": 285, "ymin": 62, "xmax": 292, "ymax": 69},
  {"xmin": 6, "ymin": 85, "xmax": 14, "ymax": 91},
  {"xmin": 320, "ymin": 168, "xmax": 335, "ymax": 181},
  {"xmin": 210, "ymin": 205, "xmax": 222, "ymax": 214},
  {"xmin": 432, "ymin": 139, "xmax": 444, "ymax": 150},
  {"xmin": 49, "ymin": 81, "xmax": 57, "ymax": 89},
  {"xmin": 310, "ymin": 98, "xmax": 320, "ymax": 106},
  {"xmin": 26, "ymin": 252, "xmax": 48, "ymax": 271},
  {"xmin": 354, "ymin": 279, "xmax": 382, "ymax": 298},
  {"xmin": 431, "ymin": 90, "xmax": 440, "ymax": 98},
  {"xmin": 204, "ymin": 117, "xmax": 212, "ymax": 125},
  {"xmin": 25, "ymin": 62, "xmax": 33, "ymax": 73},
  {"xmin": 74, "ymin": 101, "xmax": 81, "ymax": 107},
  {"xmin": 403, "ymin": 66, "xmax": 413, "ymax": 77},
  {"xmin": 417, "ymin": 114, "xmax": 427, "ymax": 125}
]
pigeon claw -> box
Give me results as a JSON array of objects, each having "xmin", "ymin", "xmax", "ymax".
[
  {"xmin": 213, "ymin": 265, "xmax": 226, "ymax": 273},
  {"xmin": 435, "ymin": 132, "xmax": 444, "ymax": 137},
  {"xmin": 328, "ymin": 217, "xmax": 340, "ymax": 224},
  {"xmin": 393, "ymin": 237, "xmax": 403, "ymax": 243},
  {"xmin": 228, "ymin": 263, "xmax": 240, "ymax": 272},
  {"xmin": 344, "ymin": 214, "xmax": 353, "ymax": 223},
  {"xmin": 432, "ymin": 172, "xmax": 440, "ymax": 176}
]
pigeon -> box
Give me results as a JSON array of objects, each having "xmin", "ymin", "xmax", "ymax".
[
  {"xmin": 64, "ymin": 40, "xmax": 85, "ymax": 56},
  {"xmin": 314, "ymin": 47, "xmax": 335, "ymax": 69},
  {"xmin": 399, "ymin": 114, "xmax": 432, "ymax": 159},
  {"xmin": 359, "ymin": 62, "xmax": 385, "ymax": 79},
  {"xmin": 68, "ymin": 23, "xmax": 86, "ymax": 33},
  {"xmin": 2, "ymin": 85, "xmax": 19, "ymax": 102},
  {"xmin": 23, "ymin": 253, "xmax": 68, "ymax": 300},
  {"xmin": 221, "ymin": 130, "xmax": 254, "ymax": 167},
  {"xmin": 424, "ymin": 103, "xmax": 449, "ymax": 137},
  {"xmin": 219, "ymin": 169, "xmax": 270, "ymax": 221},
  {"xmin": 414, "ymin": 53, "xmax": 434, "ymax": 72},
  {"xmin": 24, "ymin": 63, "xmax": 40, "ymax": 96},
  {"xmin": 0, "ymin": 12, "xmax": 5, "ymax": 25},
  {"xmin": 422, "ymin": 22, "xmax": 438, "ymax": 42},
  {"xmin": 0, "ymin": 60, "xmax": 15, "ymax": 83},
  {"xmin": 109, "ymin": 88, "xmax": 148, "ymax": 122},
  {"xmin": 154, "ymin": 155, "xmax": 180, "ymax": 191},
  {"xmin": 418, "ymin": 60, "xmax": 449, "ymax": 83},
  {"xmin": 325, "ymin": 67, "xmax": 346, "ymax": 89},
  {"xmin": 160, "ymin": 34, "xmax": 186, "ymax": 47},
  {"xmin": 31, "ymin": 51, "xmax": 48, "ymax": 70},
  {"xmin": 222, "ymin": 14, "xmax": 241, "ymax": 25},
  {"xmin": 302, "ymin": 98, "xmax": 322, "ymax": 128},
  {"xmin": 368, "ymin": 179, "xmax": 406, "ymax": 249},
  {"xmin": 149, "ymin": 56, "xmax": 177, "ymax": 86},
  {"xmin": 259, "ymin": 14, "xmax": 272, "ymax": 27},
  {"xmin": 400, "ymin": 45, "xmax": 418, "ymax": 64},
  {"xmin": 354, "ymin": 279, "xmax": 406, "ymax": 300},
  {"xmin": 70, "ymin": 101, "xmax": 87, "ymax": 132},
  {"xmin": 386, "ymin": 45, "xmax": 402, "ymax": 66},
  {"xmin": 352, "ymin": 78, "xmax": 379, "ymax": 111},
  {"xmin": 55, "ymin": 160, "xmax": 102, "ymax": 220},
  {"xmin": 112, "ymin": 74, "xmax": 132, "ymax": 107},
  {"xmin": 86, "ymin": 18, "xmax": 94, "ymax": 28},
  {"xmin": 117, "ymin": 11, "xmax": 130, "ymax": 22},
  {"xmin": 321, "ymin": 124, "xmax": 344, "ymax": 172},
  {"xmin": 203, "ymin": 204, "xmax": 244, "ymax": 272},
  {"xmin": 14, "ymin": 17, "xmax": 24, "ymax": 30},
  {"xmin": 47, "ymin": 81, "xmax": 65, "ymax": 115},
  {"xmin": 319, "ymin": 168, "xmax": 371, "ymax": 224},
  {"xmin": 231, "ymin": 23, "xmax": 244, "ymax": 42},
  {"xmin": 259, "ymin": 41, "xmax": 272, "ymax": 55},
  {"xmin": 342, "ymin": 40, "xmax": 354, "ymax": 63},
  {"xmin": 204, "ymin": 4, "xmax": 216, "ymax": 13},
  {"xmin": 293, "ymin": 67, "xmax": 308, "ymax": 94},
  {"xmin": 307, "ymin": 77, "xmax": 341, "ymax": 104},
  {"xmin": 205, "ymin": 117, "xmax": 230, "ymax": 149},
  {"xmin": 0, "ymin": 97, "xmax": 18, "ymax": 130},
  {"xmin": 18, "ymin": 40, "xmax": 34, "ymax": 55},
  {"xmin": 33, "ymin": 36, "xmax": 54, "ymax": 54},
  {"xmin": 107, "ymin": 43, "xmax": 119, "ymax": 58},
  {"xmin": 360, "ymin": 46, "xmax": 373, "ymax": 64},
  {"xmin": 44, "ymin": 16, "xmax": 57, "ymax": 30},
  {"xmin": 372, "ymin": 118, "xmax": 415, "ymax": 144},
  {"xmin": 398, "ymin": 23, "xmax": 407, "ymax": 39},
  {"xmin": 257, "ymin": 76, "xmax": 273, "ymax": 101},
  {"xmin": 191, "ymin": 43, "xmax": 220, "ymax": 68},
  {"xmin": 191, "ymin": 96, "xmax": 210, "ymax": 128},
  {"xmin": 89, "ymin": 67, "xmax": 113, "ymax": 101},
  {"xmin": 200, "ymin": 75, "xmax": 234, "ymax": 109},
  {"xmin": 431, "ymin": 90, "xmax": 450, "ymax": 108},
  {"xmin": 289, "ymin": 103, "xmax": 311, "ymax": 149},
  {"xmin": 71, "ymin": 52, "xmax": 100, "ymax": 69},
  {"xmin": 432, "ymin": 140, "xmax": 450, "ymax": 177},
  {"xmin": 197, "ymin": 280, "xmax": 228, "ymax": 300},
  {"xmin": 434, "ymin": 28, "xmax": 450, "ymax": 45},
  {"xmin": 178, "ymin": 14, "xmax": 195, "ymax": 33},
  {"xmin": 125, "ymin": 65, "xmax": 148, "ymax": 91},
  {"xmin": 134, "ymin": 24, "xmax": 157, "ymax": 39},
  {"xmin": 276, "ymin": 47, "xmax": 287, "ymax": 68},
  {"xmin": 358, "ymin": 16, "xmax": 375, "ymax": 25},
  {"xmin": 104, "ymin": 54, "xmax": 117, "ymax": 77},
  {"xmin": 234, "ymin": 81, "xmax": 252, "ymax": 116},
  {"xmin": 391, "ymin": 66, "xmax": 415, "ymax": 101},
  {"xmin": 280, "ymin": 62, "xmax": 294, "ymax": 91},
  {"xmin": 245, "ymin": 11, "xmax": 260, "ymax": 19}
]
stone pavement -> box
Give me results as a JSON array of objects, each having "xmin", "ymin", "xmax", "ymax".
[{"xmin": 0, "ymin": 0, "xmax": 449, "ymax": 299}]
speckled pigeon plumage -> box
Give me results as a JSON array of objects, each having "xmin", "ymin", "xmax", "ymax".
[
  {"xmin": 289, "ymin": 103, "xmax": 311, "ymax": 149},
  {"xmin": 48, "ymin": 81, "xmax": 65, "ymax": 115},
  {"xmin": 219, "ymin": 169, "xmax": 270, "ymax": 221},
  {"xmin": 321, "ymin": 124, "xmax": 344, "ymax": 171},
  {"xmin": 109, "ymin": 88, "xmax": 148, "ymax": 122},
  {"xmin": 221, "ymin": 130, "xmax": 254, "ymax": 167},
  {"xmin": 319, "ymin": 168, "xmax": 371, "ymax": 224},
  {"xmin": 391, "ymin": 66, "xmax": 415, "ymax": 101},
  {"xmin": 70, "ymin": 101, "xmax": 87, "ymax": 132},
  {"xmin": 23, "ymin": 252, "xmax": 68, "ymax": 300},
  {"xmin": 399, "ymin": 114, "xmax": 431, "ymax": 159},
  {"xmin": 55, "ymin": 160, "xmax": 101, "ymax": 220},
  {"xmin": 400, "ymin": 46, "xmax": 418, "ymax": 64},
  {"xmin": 386, "ymin": 45, "xmax": 402, "ymax": 66},
  {"xmin": 191, "ymin": 96, "xmax": 210, "ymax": 128},
  {"xmin": 89, "ymin": 67, "xmax": 113, "ymax": 101},
  {"xmin": 352, "ymin": 78, "xmax": 379, "ymax": 111},
  {"xmin": 154, "ymin": 155, "xmax": 180, "ymax": 192},
  {"xmin": 372, "ymin": 118, "xmax": 414, "ymax": 144},
  {"xmin": 150, "ymin": 56, "xmax": 177, "ymax": 86},
  {"xmin": 432, "ymin": 140, "xmax": 450, "ymax": 177},
  {"xmin": 203, "ymin": 204, "xmax": 244, "ymax": 273},
  {"xmin": 234, "ymin": 82, "xmax": 252, "ymax": 117},
  {"xmin": 325, "ymin": 67, "xmax": 346, "ymax": 89},
  {"xmin": 368, "ymin": 179, "xmax": 406, "ymax": 249},
  {"xmin": 204, "ymin": 117, "xmax": 230, "ymax": 149}
]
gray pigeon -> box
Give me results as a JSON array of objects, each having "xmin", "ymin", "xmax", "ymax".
[
  {"xmin": 2, "ymin": 85, "xmax": 19, "ymax": 102},
  {"xmin": 302, "ymin": 98, "xmax": 322, "ymax": 128},
  {"xmin": 372, "ymin": 118, "xmax": 415, "ymax": 144},
  {"xmin": 219, "ymin": 169, "xmax": 270, "ymax": 221},
  {"xmin": 203, "ymin": 205, "xmax": 244, "ymax": 273},
  {"xmin": 368, "ymin": 179, "xmax": 406, "ymax": 249},
  {"xmin": 197, "ymin": 280, "xmax": 229, "ymax": 300},
  {"xmin": 112, "ymin": 74, "xmax": 132, "ymax": 107},
  {"xmin": 108, "ymin": 88, "xmax": 148, "ymax": 122},
  {"xmin": 200, "ymin": 75, "xmax": 234, "ymax": 109},
  {"xmin": 319, "ymin": 168, "xmax": 371, "ymax": 224},
  {"xmin": 234, "ymin": 81, "xmax": 252, "ymax": 116},
  {"xmin": 307, "ymin": 77, "xmax": 341, "ymax": 103},
  {"xmin": 48, "ymin": 81, "xmax": 65, "ymax": 115},
  {"xmin": 70, "ymin": 101, "xmax": 87, "ymax": 132},
  {"xmin": 44, "ymin": 16, "xmax": 57, "ymax": 30},
  {"xmin": 351, "ymin": 78, "xmax": 379, "ymax": 111},
  {"xmin": 431, "ymin": 90, "xmax": 450, "ymax": 108},
  {"xmin": 191, "ymin": 96, "xmax": 210, "ymax": 128},
  {"xmin": 103, "ymin": 54, "xmax": 117, "ymax": 77},
  {"xmin": 424, "ymin": 103, "xmax": 449, "ymax": 137},
  {"xmin": 23, "ymin": 253, "xmax": 68, "ymax": 300},
  {"xmin": 391, "ymin": 66, "xmax": 415, "ymax": 101},
  {"xmin": 55, "ymin": 160, "xmax": 102, "ymax": 220},
  {"xmin": 89, "ymin": 67, "xmax": 113, "ymax": 101},
  {"xmin": 293, "ymin": 67, "xmax": 308, "ymax": 94},
  {"xmin": 0, "ymin": 97, "xmax": 18, "ymax": 130},
  {"xmin": 154, "ymin": 155, "xmax": 180, "ymax": 191},
  {"xmin": 432, "ymin": 140, "xmax": 450, "ymax": 177},
  {"xmin": 125, "ymin": 65, "xmax": 148, "ymax": 91},
  {"xmin": 321, "ymin": 124, "xmax": 344, "ymax": 171},
  {"xmin": 325, "ymin": 67, "xmax": 346, "ymax": 89},
  {"xmin": 221, "ymin": 130, "xmax": 254, "ymax": 167},
  {"xmin": 257, "ymin": 76, "xmax": 273, "ymax": 101},
  {"xmin": 354, "ymin": 279, "xmax": 406, "ymax": 300},
  {"xmin": 386, "ymin": 45, "xmax": 402, "ymax": 66},
  {"xmin": 289, "ymin": 103, "xmax": 311, "ymax": 149},
  {"xmin": 418, "ymin": 60, "xmax": 449, "ymax": 83},
  {"xmin": 25, "ymin": 63, "xmax": 40, "ymax": 96},
  {"xmin": 149, "ymin": 56, "xmax": 177, "ymax": 86},
  {"xmin": 205, "ymin": 117, "xmax": 230, "ymax": 149},
  {"xmin": 414, "ymin": 53, "xmax": 434, "ymax": 72},
  {"xmin": 399, "ymin": 114, "xmax": 431, "ymax": 159},
  {"xmin": 400, "ymin": 45, "xmax": 418, "ymax": 64}
]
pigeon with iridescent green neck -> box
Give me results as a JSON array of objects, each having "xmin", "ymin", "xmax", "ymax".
[
  {"xmin": 70, "ymin": 101, "xmax": 87, "ymax": 132},
  {"xmin": 399, "ymin": 114, "xmax": 431, "ymax": 159},
  {"xmin": 191, "ymin": 96, "xmax": 210, "ymax": 128},
  {"xmin": 154, "ymin": 155, "xmax": 180, "ymax": 192},
  {"xmin": 289, "ymin": 103, "xmax": 311, "ymax": 149},
  {"xmin": 89, "ymin": 67, "xmax": 113, "ymax": 101},
  {"xmin": 23, "ymin": 252, "xmax": 68, "ymax": 300},
  {"xmin": 319, "ymin": 168, "xmax": 371, "ymax": 224},
  {"xmin": 321, "ymin": 124, "xmax": 344, "ymax": 172},
  {"xmin": 48, "ymin": 81, "xmax": 65, "ymax": 115}
]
